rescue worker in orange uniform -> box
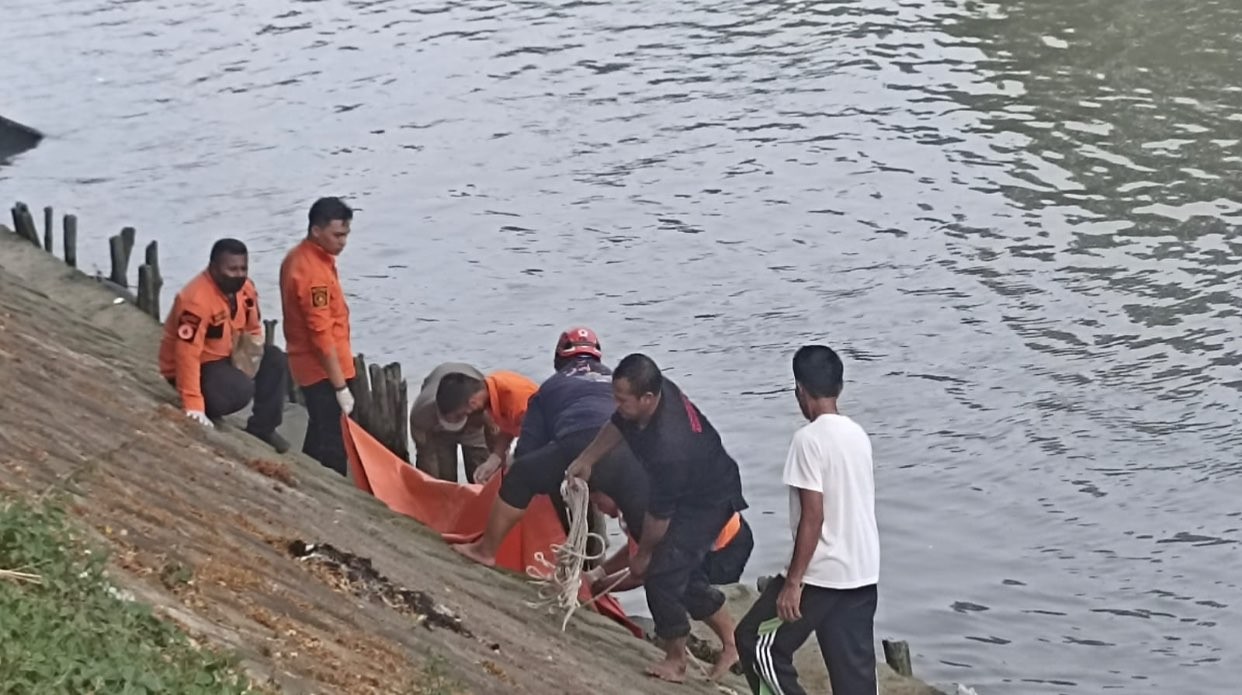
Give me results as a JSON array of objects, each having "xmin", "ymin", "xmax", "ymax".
[
  {"xmin": 279, "ymin": 197, "xmax": 356, "ymax": 475},
  {"xmin": 158, "ymin": 238, "xmax": 290, "ymax": 452},
  {"xmin": 434, "ymin": 369, "xmax": 539, "ymax": 482}
]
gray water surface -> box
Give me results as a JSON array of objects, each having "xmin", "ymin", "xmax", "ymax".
[{"xmin": 3, "ymin": 0, "xmax": 1240, "ymax": 692}]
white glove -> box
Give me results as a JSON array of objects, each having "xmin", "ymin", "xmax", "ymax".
[
  {"xmin": 186, "ymin": 410, "xmax": 213, "ymax": 429},
  {"xmin": 472, "ymin": 453, "xmax": 504, "ymax": 484},
  {"xmin": 335, "ymin": 386, "xmax": 355, "ymax": 416}
]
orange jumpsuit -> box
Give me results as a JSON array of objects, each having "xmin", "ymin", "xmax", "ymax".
[
  {"xmin": 279, "ymin": 239, "xmax": 355, "ymax": 386},
  {"xmin": 158, "ymin": 272, "xmax": 261, "ymax": 412}
]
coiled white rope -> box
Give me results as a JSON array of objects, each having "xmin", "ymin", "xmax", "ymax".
[
  {"xmin": 526, "ymin": 478, "xmax": 630, "ymax": 630},
  {"xmin": 526, "ymin": 483, "xmax": 742, "ymax": 693}
]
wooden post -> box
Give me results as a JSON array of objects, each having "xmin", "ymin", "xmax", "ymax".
[
  {"xmin": 42, "ymin": 206, "xmax": 53, "ymax": 252},
  {"xmin": 63, "ymin": 214, "xmax": 77, "ymax": 267},
  {"xmin": 137, "ymin": 265, "xmax": 155, "ymax": 317},
  {"xmin": 263, "ymin": 319, "xmax": 277, "ymax": 346},
  {"xmin": 882, "ymin": 639, "xmax": 912, "ymax": 678},
  {"xmin": 11, "ymin": 203, "xmax": 40, "ymax": 246},
  {"xmin": 22, "ymin": 206, "xmax": 40, "ymax": 247},
  {"xmin": 120, "ymin": 226, "xmax": 136, "ymax": 270},
  {"xmin": 108, "ymin": 234, "xmax": 127, "ymax": 286},
  {"xmin": 285, "ymin": 345, "xmax": 303, "ymax": 404},
  {"xmin": 143, "ymin": 241, "xmax": 162, "ymax": 318},
  {"xmin": 351, "ymin": 355, "xmax": 372, "ymax": 429},
  {"xmin": 369, "ymin": 362, "xmax": 389, "ymax": 449},
  {"xmin": 396, "ymin": 372, "xmax": 410, "ymax": 462},
  {"xmin": 383, "ymin": 362, "xmax": 409, "ymax": 462}
]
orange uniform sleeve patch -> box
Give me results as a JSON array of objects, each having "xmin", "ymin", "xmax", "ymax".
[
  {"xmin": 311, "ymin": 286, "xmax": 329, "ymax": 308},
  {"xmin": 177, "ymin": 311, "xmax": 202, "ymax": 341}
]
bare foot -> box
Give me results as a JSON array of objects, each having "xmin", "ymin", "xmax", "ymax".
[
  {"xmin": 451, "ymin": 541, "xmax": 496, "ymax": 567},
  {"xmin": 709, "ymin": 643, "xmax": 739, "ymax": 680},
  {"xmin": 645, "ymin": 657, "xmax": 688, "ymax": 683}
]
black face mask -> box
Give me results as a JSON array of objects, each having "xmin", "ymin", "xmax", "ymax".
[{"xmin": 216, "ymin": 276, "xmax": 245, "ymax": 295}]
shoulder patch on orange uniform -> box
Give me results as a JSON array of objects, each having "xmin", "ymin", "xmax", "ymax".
[
  {"xmin": 311, "ymin": 286, "xmax": 329, "ymax": 308},
  {"xmin": 177, "ymin": 311, "xmax": 202, "ymax": 341}
]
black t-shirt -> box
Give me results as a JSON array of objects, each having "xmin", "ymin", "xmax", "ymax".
[{"xmin": 611, "ymin": 378, "xmax": 748, "ymax": 519}]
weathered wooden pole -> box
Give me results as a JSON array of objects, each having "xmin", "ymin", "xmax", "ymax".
[
  {"xmin": 42, "ymin": 206, "xmax": 53, "ymax": 252},
  {"xmin": 137, "ymin": 265, "xmax": 156, "ymax": 317},
  {"xmin": 882, "ymin": 639, "xmax": 913, "ymax": 677},
  {"xmin": 369, "ymin": 361, "xmax": 389, "ymax": 448},
  {"xmin": 11, "ymin": 203, "xmax": 40, "ymax": 246},
  {"xmin": 383, "ymin": 362, "xmax": 409, "ymax": 461},
  {"xmin": 396, "ymin": 370, "xmax": 410, "ymax": 461},
  {"xmin": 143, "ymin": 241, "xmax": 162, "ymax": 319},
  {"xmin": 351, "ymin": 355, "xmax": 372, "ymax": 429},
  {"xmin": 108, "ymin": 234, "xmax": 127, "ymax": 286},
  {"xmin": 63, "ymin": 214, "xmax": 77, "ymax": 267},
  {"xmin": 120, "ymin": 226, "xmax": 136, "ymax": 268},
  {"xmin": 283, "ymin": 338, "xmax": 303, "ymax": 405},
  {"xmin": 22, "ymin": 206, "xmax": 40, "ymax": 247}
]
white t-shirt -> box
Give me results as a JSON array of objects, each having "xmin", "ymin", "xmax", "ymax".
[{"xmin": 784, "ymin": 413, "xmax": 879, "ymax": 589}]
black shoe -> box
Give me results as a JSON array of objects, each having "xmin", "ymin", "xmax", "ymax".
[{"xmin": 247, "ymin": 428, "xmax": 291, "ymax": 454}]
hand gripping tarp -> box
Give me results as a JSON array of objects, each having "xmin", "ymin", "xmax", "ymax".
[{"xmin": 340, "ymin": 417, "xmax": 641, "ymax": 637}]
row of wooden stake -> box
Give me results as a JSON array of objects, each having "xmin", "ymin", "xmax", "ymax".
[
  {"xmin": 8, "ymin": 200, "xmax": 412, "ymax": 462},
  {"xmin": 8, "ymin": 201, "xmax": 164, "ymax": 320}
]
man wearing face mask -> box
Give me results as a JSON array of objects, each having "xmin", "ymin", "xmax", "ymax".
[
  {"xmin": 435, "ymin": 368, "xmax": 538, "ymax": 480},
  {"xmin": 159, "ymin": 238, "xmax": 290, "ymax": 452}
]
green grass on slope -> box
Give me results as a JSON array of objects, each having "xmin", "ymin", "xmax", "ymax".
[{"xmin": 0, "ymin": 498, "xmax": 254, "ymax": 695}]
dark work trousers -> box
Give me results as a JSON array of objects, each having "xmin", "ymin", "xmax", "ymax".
[
  {"xmin": 735, "ymin": 576, "xmax": 878, "ymax": 695},
  {"xmin": 499, "ymin": 429, "xmax": 598, "ymax": 511},
  {"xmin": 300, "ymin": 378, "xmax": 354, "ymax": 476},
  {"xmin": 702, "ymin": 515, "xmax": 754, "ymax": 586},
  {"xmin": 413, "ymin": 425, "xmax": 490, "ymax": 483},
  {"xmin": 500, "ymin": 429, "xmax": 648, "ymax": 541},
  {"xmin": 187, "ymin": 345, "xmax": 287, "ymax": 437},
  {"xmin": 645, "ymin": 504, "xmax": 734, "ymax": 640}
]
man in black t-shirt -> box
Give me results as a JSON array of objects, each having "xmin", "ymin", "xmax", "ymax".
[{"xmin": 567, "ymin": 353, "xmax": 749, "ymax": 683}]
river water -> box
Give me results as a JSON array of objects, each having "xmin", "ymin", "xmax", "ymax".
[{"xmin": 3, "ymin": 0, "xmax": 1240, "ymax": 692}]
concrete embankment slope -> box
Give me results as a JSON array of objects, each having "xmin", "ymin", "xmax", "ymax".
[{"xmin": 0, "ymin": 228, "xmax": 942, "ymax": 695}]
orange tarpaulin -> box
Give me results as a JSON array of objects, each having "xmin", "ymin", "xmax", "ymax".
[{"xmin": 340, "ymin": 417, "xmax": 641, "ymax": 637}]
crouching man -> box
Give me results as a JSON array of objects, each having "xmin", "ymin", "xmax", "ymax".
[{"xmin": 158, "ymin": 238, "xmax": 289, "ymax": 452}]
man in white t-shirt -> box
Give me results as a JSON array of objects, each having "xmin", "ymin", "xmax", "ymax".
[{"xmin": 735, "ymin": 344, "xmax": 880, "ymax": 695}]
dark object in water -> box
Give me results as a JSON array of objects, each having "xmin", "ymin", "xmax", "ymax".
[
  {"xmin": 0, "ymin": 114, "xmax": 43, "ymax": 160},
  {"xmin": 287, "ymin": 540, "xmax": 472, "ymax": 637}
]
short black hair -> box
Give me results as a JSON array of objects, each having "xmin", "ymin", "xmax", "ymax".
[
  {"xmin": 436, "ymin": 373, "xmax": 485, "ymax": 415},
  {"xmin": 614, "ymin": 353, "xmax": 663, "ymax": 397},
  {"xmin": 792, "ymin": 345, "xmax": 844, "ymax": 398},
  {"xmin": 308, "ymin": 196, "xmax": 353, "ymax": 232},
  {"xmin": 209, "ymin": 238, "xmax": 248, "ymax": 265}
]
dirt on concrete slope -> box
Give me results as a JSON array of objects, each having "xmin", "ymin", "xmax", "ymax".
[{"xmin": 0, "ymin": 229, "xmax": 941, "ymax": 695}]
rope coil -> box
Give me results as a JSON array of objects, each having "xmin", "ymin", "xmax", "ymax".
[{"xmin": 526, "ymin": 478, "xmax": 629, "ymax": 630}]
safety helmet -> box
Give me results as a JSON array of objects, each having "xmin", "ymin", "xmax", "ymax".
[{"xmin": 556, "ymin": 326, "xmax": 602, "ymax": 361}]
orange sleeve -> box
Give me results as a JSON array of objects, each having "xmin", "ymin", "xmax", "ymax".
[
  {"xmin": 498, "ymin": 373, "xmax": 538, "ymax": 435},
  {"xmin": 295, "ymin": 263, "xmax": 337, "ymax": 356},
  {"xmin": 172, "ymin": 298, "xmax": 209, "ymax": 412}
]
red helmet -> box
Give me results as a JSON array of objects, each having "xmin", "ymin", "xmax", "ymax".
[{"xmin": 556, "ymin": 326, "xmax": 602, "ymax": 360}]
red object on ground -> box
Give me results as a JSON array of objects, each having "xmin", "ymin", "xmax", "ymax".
[{"xmin": 340, "ymin": 416, "xmax": 642, "ymax": 638}]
